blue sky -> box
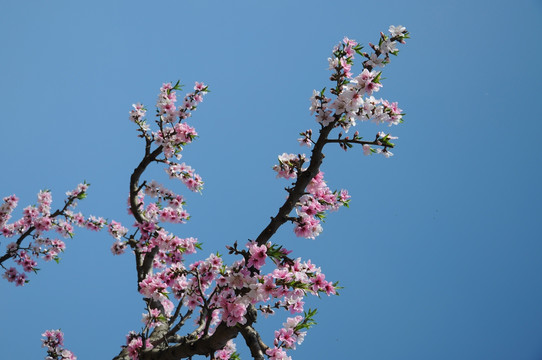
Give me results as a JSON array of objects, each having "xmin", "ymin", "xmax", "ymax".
[{"xmin": 1, "ymin": 1, "xmax": 542, "ymax": 359}]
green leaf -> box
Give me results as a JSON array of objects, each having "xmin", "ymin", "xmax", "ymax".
[
  {"xmin": 296, "ymin": 308, "xmax": 318, "ymax": 331},
  {"xmin": 172, "ymin": 80, "xmax": 183, "ymax": 91},
  {"xmin": 315, "ymin": 212, "xmax": 326, "ymax": 220},
  {"xmin": 333, "ymin": 281, "xmax": 343, "ymax": 295}
]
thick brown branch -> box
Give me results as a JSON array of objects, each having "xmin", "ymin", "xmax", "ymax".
[
  {"xmin": 112, "ymin": 308, "xmax": 260, "ymax": 360},
  {"xmin": 140, "ymin": 322, "xmax": 243, "ymax": 360},
  {"xmin": 240, "ymin": 325, "xmax": 268, "ymax": 360},
  {"xmin": 128, "ymin": 143, "xmax": 164, "ymax": 287},
  {"xmin": 129, "ymin": 145, "xmax": 164, "ymax": 225},
  {"xmin": 254, "ymin": 121, "xmax": 336, "ymax": 246}
]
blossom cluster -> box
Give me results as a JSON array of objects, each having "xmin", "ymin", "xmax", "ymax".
[
  {"xmin": 143, "ymin": 180, "xmax": 190, "ymax": 224},
  {"xmin": 129, "ymin": 235, "xmax": 335, "ymax": 360},
  {"xmin": 0, "ymin": 25, "xmax": 410, "ymax": 360},
  {"xmin": 0, "ymin": 194, "xmax": 18, "ymax": 229},
  {"xmin": 152, "ymin": 82, "xmax": 207, "ymax": 159},
  {"xmin": 106, "ymin": 188, "xmax": 196, "ymax": 262},
  {"xmin": 272, "ymin": 153, "xmax": 307, "ymax": 179},
  {"xmin": 165, "ymin": 162, "xmax": 203, "ymax": 192},
  {"xmin": 308, "ymin": 89, "xmax": 333, "ymax": 127},
  {"xmin": 365, "ymin": 131, "xmax": 399, "ymax": 158},
  {"xmin": 107, "ymin": 82, "xmax": 209, "ymax": 260},
  {"xmin": 297, "ymin": 129, "xmax": 313, "ymax": 147},
  {"xmin": 133, "ymin": 81, "xmax": 208, "ymax": 160},
  {"xmin": 214, "ymin": 340, "xmax": 239, "ymax": 360},
  {"xmin": 363, "ymin": 25, "xmax": 409, "ymax": 70},
  {"xmin": 155, "ymin": 122, "xmax": 197, "ymax": 159},
  {"xmin": 156, "ymin": 81, "xmax": 208, "ymax": 123},
  {"xmin": 327, "ymin": 36, "xmax": 362, "ymax": 80},
  {"xmin": 310, "ymin": 25, "xmax": 408, "ymax": 138},
  {"xmin": 273, "ymin": 316, "xmax": 306, "ymax": 349},
  {"xmin": 1, "ymin": 184, "xmax": 106, "ymax": 285},
  {"xmin": 294, "ymin": 172, "xmax": 350, "ymax": 239},
  {"xmin": 115, "ymin": 25, "xmax": 407, "ymax": 358},
  {"xmin": 41, "ymin": 329, "xmax": 76, "ymax": 360},
  {"xmin": 129, "ymin": 82, "xmax": 207, "ymax": 196},
  {"xmin": 129, "ymin": 102, "xmax": 146, "ymax": 124},
  {"xmin": 137, "ymin": 241, "xmax": 335, "ymax": 336},
  {"xmin": 265, "ymin": 312, "xmax": 317, "ymax": 360},
  {"xmin": 124, "ymin": 331, "xmax": 153, "ymax": 360},
  {"xmin": 273, "ymin": 154, "xmax": 350, "ymax": 239}
]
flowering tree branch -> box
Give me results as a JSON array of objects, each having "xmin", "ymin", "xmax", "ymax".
[
  {"xmin": 0, "ymin": 183, "xmax": 106, "ymax": 286},
  {"xmin": 1, "ymin": 25, "xmax": 409, "ymax": 360}
]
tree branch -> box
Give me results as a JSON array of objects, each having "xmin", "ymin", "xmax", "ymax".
[
  {"xmin": 129, "ymin": 145, "xmax": 164, "ymax": 225},
  {"xmin": 255, "ymin": 120, "xmax": 337, "ymax": 246},
  {"xmin": 239, "ymin": 324, "xmax": 268, "ymax": 360},
  {"xmin": 325, "ymin": 138, "xmax": 395, "ymax": 148},
  {"xmin": 1, "ymin": 194, "xmax": 81, "ymax": 265}
]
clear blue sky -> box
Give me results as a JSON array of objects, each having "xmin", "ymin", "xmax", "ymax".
[{"xmin": 1, "ymin": 1, "xmax": 542, "ymax": 359}]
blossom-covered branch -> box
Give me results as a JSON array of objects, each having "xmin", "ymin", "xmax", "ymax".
[
  {"xmin": 1, "ymin": 25, "xmax": 409, "ymax": 360},
  {"xmin": 0, "ymin": 183, "xmax": 106, "ymax": 286},
  {"xmin": 41, "ymin": 329, "xmax": 77, "ymax": 360},
  {"xmin": 256, "ymin": 25, "xmax": 409, "ymax": 246},
  {"xmin": 109, "ymin": 26, "xmax": 410, "ymax": 360}
]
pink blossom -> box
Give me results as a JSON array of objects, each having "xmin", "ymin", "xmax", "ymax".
[
  {"xmin": 266, "ymin": 347, "xmax": 291, "ymax": 360},
  {"xmin": 37, "ymin": 190, "xmax": 52, "ymax": 214},
  {"xmin": 310, "ymin": 273, "xmax": 327, "ymax": 292},
  {"xmin": 289, "ymin": 299, "xmax": 305, "ymax": 314},
  {"xmin": 126, "ymin": 334, "xmax": 153, "ymax": 360},
  {"xmin": 339, "ymin": 57, "xmax": 353, "ymax": 78},
  {"xmin": 2, "ymin": 267, "xmax": 18, "ymax": 282},
  {"xmin": 129, "ymin": 103, "xmax": 146, "ymax": 123},
  {"xmin": 166, "ymin": 163, "xmax": 204, "ymax": 192},
  {"xmin": 194, "ymin": 82, "xmax": 207, "ymax": 91},
  {"xmin": 323, "ymin": 281, "xmax": 336, "ymax": 295},
  {"xmin": 223, "ymin": 301, "xmax": 247, "ymax": 327},
  {"xmin": 293, "ymin": 215, "xmax": 322, "ymax": 239},
  {"xmin": 41, "ymin": 329, "xmax": 76, "ymax": 359},
  {"xmin": 273, "ymin": 153, "xmax": 306, "ymax": 179},
  {"xmin": 86, "ymin": 215, "xmax": 106, "ymax": 231},
  {"xmin": 108, "ymin": 220, "xmax": 128, "ymax": 240},
  {"xmin": 283, "ymin": 316, "xmax": 303, "ymax": 330},
  {"xmin": 389, "ymin": 25, "xmax": 407, "ymax": 37},
  {"xmin": 0, "ymin": 194, "xmax": 19, "ymax": 227},
  {"xmin": 247, "ymin": 242, "xmax": 267, "ymax": 269},
  {"xmin": 274, "ymin": 328, "xmax": 296, "ymax": 348},
  {"xmin": 6, "ymin": 242, "xmax": 17, "ymax": 254},
  {"xmin": 34, "ymin": 216, "xmax": 53, "ymax": 232},
  {"xmin": 111, "ymin": 241, "xmax": 127, "ymax": 255},
  {"xmin": 215, "ymin": 340, "xmax": 236, "ymax": 360}
]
